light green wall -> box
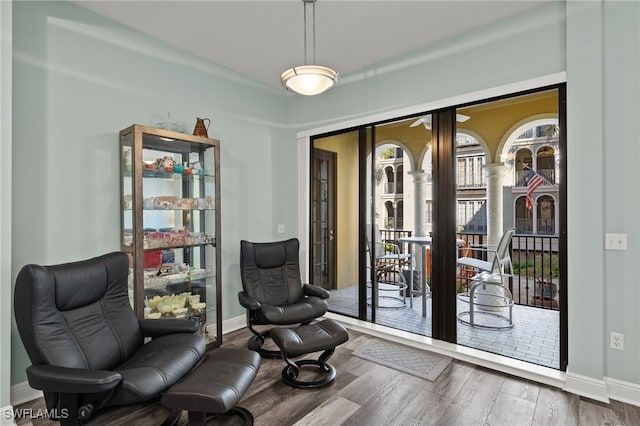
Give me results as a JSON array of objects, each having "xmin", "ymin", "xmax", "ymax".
[
  {"xmin": 7, "ymin": 0, "xmax": 640, "ymax": 399},
  {"xmin": 566, "ymin": 0, "xmax": 605, "ymax": 382},
  {"xmin": 601, "ymin": 0, "xmax": 640, "ymax": 383},
  {"xmin": 10, "ymin": 0, "xmax": 294, "ymax": 386},
  {"xmin": 1, "ymin": 0, "xmax": 13, "ymax": 411}
]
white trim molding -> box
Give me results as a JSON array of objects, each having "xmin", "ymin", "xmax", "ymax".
[
  {"xmin": 605, "ymin": 377, "xmax": 640, "ymax": 407},
  {"xmin": 222, "ymin": 315, "xmax": 246, "ymax": 335},
  {"xmin": 9, "ymin": 381, "xmax": 41, "ymax": 408},
  {"xmin": 564, "ymin": 369, "xmax": 610, "ymax": 403}
]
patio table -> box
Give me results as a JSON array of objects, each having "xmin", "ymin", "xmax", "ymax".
[{"xmin": 398, "ymin": 236, "xmax": 464, "ymax": 317}]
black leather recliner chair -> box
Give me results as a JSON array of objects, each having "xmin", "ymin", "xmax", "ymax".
[
  {"xmin": 238, "ymin": 238, "xmax": 330, "ymax": 358},
  {"xmin": 13, "ymin": 252, "xmax": 206, "ymax": 425}
]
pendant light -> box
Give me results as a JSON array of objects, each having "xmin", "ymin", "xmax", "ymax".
[{"xmin": 281, "ymin": 0, "xmax": 338, "ymax": 96}]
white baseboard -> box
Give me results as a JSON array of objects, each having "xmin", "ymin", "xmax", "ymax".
[
  {"xmin": 563, "ymin": 369, "xmax": 610, "ymax": 403},
  {"xmin": 10, "ymin": 381, "xmax": 42, "ymax": 407},
  {"xmin": 0, "ymin": 405, "xmax": 16, "ymax": 426},
  {"xmin": 606, "ymin": 376, "xmax": 640, "ymax": 407},
  {"xmin": 222, "ymin": 315, "xmax": 246, "ymax": 335}
]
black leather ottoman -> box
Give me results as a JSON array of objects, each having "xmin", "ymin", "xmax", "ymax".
[
  {"xmin": 270, "ymin": 319, "xmax": 349, "ymax": 389},
  {"xmin": 161, "ymin": 348, "xmax": 261, "ymax": 425}
]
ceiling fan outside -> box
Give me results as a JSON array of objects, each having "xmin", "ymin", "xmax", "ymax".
[{"xmin": 409, "ymin": 113, "xmax": 470, "ymax": 129}]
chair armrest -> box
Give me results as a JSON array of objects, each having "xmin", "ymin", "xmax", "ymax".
[
  {"xmin": 468, "ymin": 244, "xmax": 498, "ymax": 250},
  {"xmin": 303, "ymin": 284, "xmax": 330, "ymax": 299},
  {"xmin": 238, "ymin": 291, "xmax": 262, "ymax": 310},
  {"xmin": 26, "ymin": 364, "xmax": 122, "ymax": 394},
  {"xmin": 139, "ymin": 318, "xmax": 199, "ymax": 337},
  {"xmin": 462, "ymin": 246, "xmax": 499, "ymax": 257}
]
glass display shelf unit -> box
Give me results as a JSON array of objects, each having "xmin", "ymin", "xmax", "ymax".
[{"xmin": 120, "ymin": 124, "xmax": 221, "ymax": 347}]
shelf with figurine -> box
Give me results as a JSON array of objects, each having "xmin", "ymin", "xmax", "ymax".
[
  {"xmin": 122, "ymin": 229, "xmax": 215, "ymax": 249},
  {"xmin": 143, "ymin": 269, "xmax": 215, "ymax": 290},
  {"xmin": 142, "ymin": 292, "xmax": 212, "ymax": 319}
]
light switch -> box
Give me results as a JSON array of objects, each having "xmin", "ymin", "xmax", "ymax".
[
  {"xmin": 277, "ymin": 224, "xmax": 285, "ymax": 234},
  {"xmin": 604, "ymin": 233, "xmax": 627, "ymax": 251}
]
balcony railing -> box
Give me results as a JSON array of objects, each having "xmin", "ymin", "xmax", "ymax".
[
  {"xmin": 516, "ymin": 218, "xmax": 555, "ymax": 235},
  {"xmin": 380, "ymin": 228, "xmax": 412, "ymax": 254},
  {"xmin": 457, "ymin": 232, "xmax": 560, "ymax": 310},
  {"xmin": 515, "ymin": 168, "xmax": 556, "ymax": 187},
  {"xmin": 384, "ymin": 182, "xmax": 403, "ymax": 194}
]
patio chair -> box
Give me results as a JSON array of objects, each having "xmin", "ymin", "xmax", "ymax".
[
  {"xmin": 456, "ymin": 228, "xmax": 516, "ymax": 286},
  {"xmin": 367, "ymin": 225, "xmax": 411, "ymax": 279},
  {"xmin": 366, "ymin": 225, "xmax": 411, "ymax": 308}
]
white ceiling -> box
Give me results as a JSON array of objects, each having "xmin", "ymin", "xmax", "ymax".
[{"xmin": 73, "ymin": 1, "xmax": 555, "ymax": 90}]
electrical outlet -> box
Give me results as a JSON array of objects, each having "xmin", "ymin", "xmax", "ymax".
[
  {"xmin": 277, "ymin": 224, "xmax": 285, "ymax": 234},
  {"xmin": 605, "ymin": 233, "xmax": 627, "ymax": 251},
  {"xmin": 610, "ymin": 332, "xmax": 624, "ymax": 350}
]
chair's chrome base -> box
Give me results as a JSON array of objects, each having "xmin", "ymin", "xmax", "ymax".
[
  {"xmin": 247, "ymin": 332, "xmax": 282, "ymax": 359},
  {"xmin": 281, "ymin": 356, "xmax": 337, "ymax": 389}
]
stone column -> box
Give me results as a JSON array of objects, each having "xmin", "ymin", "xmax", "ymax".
[
  {"xmin": 483, "ymin": 163, "xmax": 507, "ymax": 250},
  {"xmin": 409, "ymin": 171, "xmax": 428, "ymax": 294},
  {"xmin": 409, "ymin": 171, "xmax": 428, "ymax": 237}
]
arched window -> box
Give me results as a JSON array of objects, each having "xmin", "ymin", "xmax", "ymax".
[
  {"xmin": 396, "ymin": 165, "xmax": 404, "ymax": 193},
  {"xmin": 384, "ymin": 166, "xmax": 394, "ymax": 194},
  {"xmin": 515, "ymin": 196, "xmax": 532, "ymax": 234},
  {"xmin": 384, "ymin": 201, "xmax": 395, "ymax": 228},
  {"xmin": 537, "ymin": 195, "xmax": 555, "ymax": 234},
  {"xmin": 536, "ymin": 146, "xmax": 556, "ymax": 184},
  {"xmin": 515, "ymin": 148, "xmax": 533, "ymax": 186}
]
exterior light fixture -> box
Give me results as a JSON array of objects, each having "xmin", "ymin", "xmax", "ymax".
[{"xmin": 281, "ymin": 0, "xmax": 337, "ymax": 96}]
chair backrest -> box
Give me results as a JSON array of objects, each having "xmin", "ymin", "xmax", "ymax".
[
  {"xmin": 14, "ymin": 252, "xmax": 143, "ymax": 371},
  {"xmin": 492, "ymin": 228, "xmax": 516, "ymax": 270},
  {"xmin": 240, "ymin": 238, "xmax": 305, "ymax": 306},
  {"xmin": 365, "ymin": 224, "xmax": 385, "ymax": 259}
]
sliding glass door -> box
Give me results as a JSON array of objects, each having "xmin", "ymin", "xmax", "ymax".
[{"xmin": 310, "ymin": 84, "xmax": 567, "ymax": 371}]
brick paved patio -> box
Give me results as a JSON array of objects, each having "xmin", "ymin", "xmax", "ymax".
[{"xmin": 328, "ymin": 284, "xmax": 560, "ymax": 369}]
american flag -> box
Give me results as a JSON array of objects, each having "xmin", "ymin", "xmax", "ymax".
[{"xmin": 526, "ymin": 169, "xmax": 544, "ymax": 210}]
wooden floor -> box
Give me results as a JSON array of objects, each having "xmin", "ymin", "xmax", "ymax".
[{"xmin": 16, "ymin": 327, "xmax": 640, "ymax": 426}]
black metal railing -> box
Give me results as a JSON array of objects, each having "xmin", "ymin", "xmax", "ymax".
[{"xmin": 380, "ymin": 228, "xmax": 412, "ymax": 254}]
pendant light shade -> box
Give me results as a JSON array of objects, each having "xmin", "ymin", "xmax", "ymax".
[
  {"xmin": 281, "ymin": 65, "xmax": 338, "ymax": 96},
  {"xmin": 281, "ymin": 0, "xmax": 337, "ymax": 95}
]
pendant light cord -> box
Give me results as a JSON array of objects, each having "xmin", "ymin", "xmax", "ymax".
[
  {"xmin": 303, "ymin": 0, "xmax": 317, "ymax": 65},
  {"xmin": 303, "ymin": 1, "xmax": 308, "ymax": 65},
  {"xmin": 312, "ymin": 1, "xmax": 316, "ymax": 64}
]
